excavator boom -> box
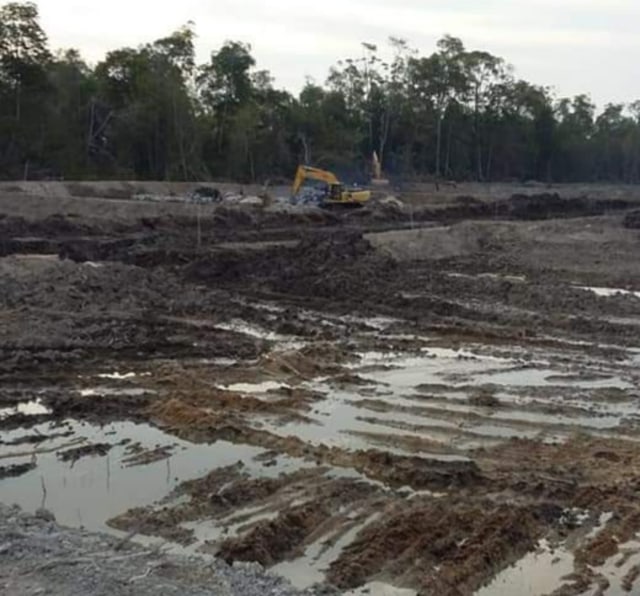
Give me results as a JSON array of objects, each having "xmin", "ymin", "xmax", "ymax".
[{"xmin": 292, "ymin": 166, "xmax": 340, "ymax": 196}]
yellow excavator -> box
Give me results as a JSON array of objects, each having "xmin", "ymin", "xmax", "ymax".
[{"xmin": 291, "ymin": 165, "xmax": 371, "ymax": 206}]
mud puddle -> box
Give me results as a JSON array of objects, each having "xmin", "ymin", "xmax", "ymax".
[
  {"xmin": 0, "ymin": 418, "xmax": 273, "ymax": 533},
  {"xmin": 225, "ymin": 338, "xmax": 640, "ymax": 458},
  {"xmin": 354, "ymin": 349, "xmax": 529, "ymax": 390},
  {"xmin": 474, "ymin": 512, "xmax": 640, "ymax": 596},
  {"xmin": 262, "ymin": 398, "xmax": 471, "ymax": 456},
  {"xmin": 475, "ymin": 538, "xmax": 574, "ymax": 596},
  {"xmin": 271, "ymin": 513, "xmax": 381, "ymax": 589},
  {"xmin": 334, "ymin": 348, "xmax": 639, "ymax": 445},
  {"xmin": 477, "ymin": 367, "xmax": 633, "ymax": 389},
  {"xmin": 0, "ymin": 404, "xmax": 396, "ymax": 589},
  {"xmin": 345, "ymin": 584, "xmax": 417, "ymax": 596},
  {"xmin": 222, "ymin": 380, "xmax": 292, "ymax": 395},
  {"xmin": 590, "ymin": 537, "xmax": 640, "ymax": 595}
]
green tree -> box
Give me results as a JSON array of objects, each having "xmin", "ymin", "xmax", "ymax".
[
  {"xmin": 45, "ymin": 49, "xmax": 96, "ymax": 177},
  {"xmin": 463, "ymin": 50, "xmax": 508, "ymax": 180},
  {"xmin": 555, "ymin": 94, "xmax": 595, "ymax": 181},
  {"xmin": 197, "ymin": 41, "xmax": 258, "ymax": 178},
  {"xmin": 1, "ymin": 6, "xmax": 640, "ymax": 185},
  {"xmin": 0, "ymin": 1, "xmax": 51, "ymax": 177},
  {"xmin": 408, "ymin": 36, "xmax": 468, "ymax": 179},
  {"xmin": 94, "ymin": 24, "xmax": 199, "ymax": 179}
]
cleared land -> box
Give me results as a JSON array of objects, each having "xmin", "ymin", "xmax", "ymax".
[{"xmin": 1, "ymin": 182, "xmax": 640, "ymax": 596}]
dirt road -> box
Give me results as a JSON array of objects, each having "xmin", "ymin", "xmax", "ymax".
[{"xmin": 1, "ymin": 186, "xmax": 640, "ymax": 595}]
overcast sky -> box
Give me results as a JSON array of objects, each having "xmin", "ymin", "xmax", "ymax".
[{"xmin": 34, "ymin": 0, "xmax": 640, "ymax": 109}]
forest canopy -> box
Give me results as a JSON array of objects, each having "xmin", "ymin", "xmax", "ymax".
[{"xmin": 1, "ymin": 1, "xmax": 639, "ymax": 183}]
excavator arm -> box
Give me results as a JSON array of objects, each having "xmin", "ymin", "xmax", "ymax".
[{"xmin": 292, "ymin": 165, "xmax": 340, "ymax": 196}]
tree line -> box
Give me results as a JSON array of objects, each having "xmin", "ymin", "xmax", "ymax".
[{"xmin": 1, "ymin": 1, "xmax": 640, "ymax": 184}]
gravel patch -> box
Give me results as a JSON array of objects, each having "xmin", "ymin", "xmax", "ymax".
[{"xmin": 0, "ymin": 504, "xmax": 329, "ymax": 596}]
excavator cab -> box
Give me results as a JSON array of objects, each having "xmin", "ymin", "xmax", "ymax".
[{"xmin": 328, "ymin": 183, "xmax": 344, "ymax": 202}]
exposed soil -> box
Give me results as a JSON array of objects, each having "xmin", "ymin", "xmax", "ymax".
[
  {"xmin": 326, "ymin": 500, "xmax": 551, "ymax": 594},
  {"xmin": 2, "ymin": 185, "xmax": 640, "ymax": 595},
  {"xmin": 624, "ymin": 209, "xmax": 640, "ymax": 229}
]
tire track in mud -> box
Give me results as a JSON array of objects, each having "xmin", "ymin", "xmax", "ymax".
[{"xmin": 2, "ymin": 203, "xmax": 640, "ymax": 594}]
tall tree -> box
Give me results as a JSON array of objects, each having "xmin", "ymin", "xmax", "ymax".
[
  {"xmin": 463, "ymin": 50, "xmax": 508, "ymax": 180},
  {"xmin": 94, "ymin": 24, "xmax": 199, "ymax": 179},
  {"xmin": 2, "ymin": 3, "xmax": 640, "ymax": 185},
  {"xmin": 408, "ymin": 36, "xmax": 468, "ymax": 179},
  {"xmin": 0, "ymin": 1, "xmax": 51, "ymax": 177}
]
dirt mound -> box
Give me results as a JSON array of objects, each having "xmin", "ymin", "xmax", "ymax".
[
  {"xmin": 217, "ymin": 476, "xmax": 377, "ymax": 566},
  {"xmin": 0, "ymin": 258, "xmax": 165, "ymax": 312},
  {"xmin": 109, "ymin": 467, "xmax": 365, "ymax": 558},
  {"xmin": 108, "ymin": 505, "xmax": 197, "ymax": 545},
  {"xmin": 624, "ymin": 209, "xmax": 640, "ymax": 229},
  {"xmin": 0, "ymin": 214, "xmax": 142, "ymax": 258},
  {"xmin": 219, "ymin": 503, "xmax": 330, "ymax": 566},
  {"xmin": 327, "ymin": 501, "xmax": 549, "ymax": 594},
  {"xmin": 274, "ymin": 232, "xmax": 398, "ymax": 299},
  {"xmin": 0, "ymin": 214, "xmax": 96, "ymax": 238},
  {"xmin": 503, "ymin": 193, "xmax": 630, "ymax": 220},
  {"xmin": 0, "ymin": 257, "xmax": 262, "ymax": 371},
  {"xmin": 150, "ymin": 399, "xmax": 223, "ymax": 428},
  {"xmin": 351, "ymin": 451, "xmax": 481, "ymax": 490},
  {"xmin": 47, "ymin": 392, "xmax": 154, "ymax": 423},
  {"xmin": 187, "ymin": 231, "xmax": 399, "ymax": 302},
  {"xmin": 414, "ymin": 193, "xmax": 633, "ymax": 224},
  {"xmin": 58, "ymin": 237, "xmax": 139, "ymax": 263}
]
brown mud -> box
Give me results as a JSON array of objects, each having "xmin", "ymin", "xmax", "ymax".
[
  {"xmin": 2, "ymin": 187, "xmax": 640, "ymax": 595},
  {"xmin": 57, "ymin": 442, "xmax": 113, "ymax": 463}
]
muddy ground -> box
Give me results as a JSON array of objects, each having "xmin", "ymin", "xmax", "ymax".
[
  {"xmin": 0, "ymin": 504, "xmax": 311, "ymax": 596},
  {"xmin": 1, "ymin": 187, "xmax": 640, "ymax": 596}
]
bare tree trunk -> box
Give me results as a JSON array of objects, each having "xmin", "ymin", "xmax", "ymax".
[
  {"xmin": 244, "ymin": 134, "xmax": 254, "ymax": 182},
  {"xmin": 15, "ymin": 80, "xmax": 21, "ymax": 121},
  {"xmin": 299, "ymin": 133, "xmax": 310, "ymax": 164},
  {"xmin": 436, "ymin": 112, "xmax": 443, "ymax": 180},
  {"xmin": 445, "ymin": 121, "xmax": 453, "ymax": 177},
  {"xmin": 379, "ymin": 109, "xmax": 391, "ymax": 168},
  {"xmin": 369, "ymin": 115, "xmax": 374, "ymax": 156},
  {"xmin": 486, "ymin": 139, "xmax": 494, "ymax": 181},
  {"xmin": 218, "ymin": 104, "xmax": 228, "ymax": 153},
  {"xmin": 172, "ymin": 92, "xmax": 188, "ymax": 181},
  {"xmin": 147, "ymin": 143, "xmax": 154, "ymax": 181},
  {"xmin": 474, "ymin": 89, "xmax": 483, "ymax": 181},
  {"xmin": 87, "ymin": 100, "xmax": 95, "ymax": 157}
]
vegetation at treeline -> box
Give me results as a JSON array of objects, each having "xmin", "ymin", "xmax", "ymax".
[{"xmin": 1, "ymin": 1, "xmax": 640, "ymax": 183}]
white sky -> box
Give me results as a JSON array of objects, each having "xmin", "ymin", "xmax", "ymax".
[{"xmin": 34, "ymin": 0, "xmax": 640, "ymax": 109}]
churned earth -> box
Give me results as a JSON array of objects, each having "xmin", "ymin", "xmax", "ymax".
[{"xmin": 1, "ymin": 184, "xmax": 640, "ymax": 595}]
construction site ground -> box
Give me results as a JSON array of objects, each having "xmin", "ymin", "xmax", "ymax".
[{"xmin": 2, "ymin": 182, "xmax": 640, "ymax": 596}]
